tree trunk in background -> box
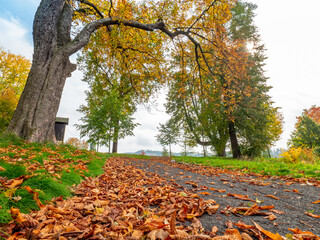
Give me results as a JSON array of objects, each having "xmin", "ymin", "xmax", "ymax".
[
  {"xmin": 112, "ymin": 140, "xmax": 118, "ymax": 153},
  {"xmin": 112, "ymin": 120, "xmax": 119, "ymax": 153},
  {"xmin": 228, "ymin": 121, "xmax": 241, "ymax": 158},
  {"xmin": 217, "ymin": 148, "xmax": 226, "ymax": 157}
]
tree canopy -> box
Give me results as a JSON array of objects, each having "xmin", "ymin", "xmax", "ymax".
[
  {"xmin": 0, "ymin": 48, "xmax": 31, "ymax": 132},
  {"xmin": 289, "ymin": 106, "xmax": 320, "ymax": 149},
  {"xmin": 164, "ymin": 1, "xmax": 282, "ymax": 157}
]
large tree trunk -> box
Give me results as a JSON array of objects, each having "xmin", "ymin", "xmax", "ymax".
[
  {"xmin": 6, "ymin": 0, "xmax": 76, "ymax": 142},
  {"xmin": 228, "ymin": 121, "xmax": 241, "ymax": 158}
]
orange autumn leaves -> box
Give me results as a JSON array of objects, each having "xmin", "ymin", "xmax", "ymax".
[{"xmin": 2, "ymin": 153, "xmax": 320, "ymax": 239}]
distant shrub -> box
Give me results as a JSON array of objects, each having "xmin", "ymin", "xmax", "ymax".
[{"xmin": 280, "ymin": 147, "xmax": 318, "ymax": 164}]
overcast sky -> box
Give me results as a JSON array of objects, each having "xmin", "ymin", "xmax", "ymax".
[{"xmin": 1, "ymin": 0, "xmax": 320, "ymax": 153}]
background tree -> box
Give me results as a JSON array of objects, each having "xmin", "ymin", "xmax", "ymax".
[
  {"xmin": 289, "ymin": 106, "xmax": 320, "ymax": 149},
  {"xmin": 156, "ymin": 119, "xmax": 180, "ymax": 156},
  {"xmin": 0, "ymin": 48, "xmax": 31, "ymax": 133},
  {"xmin": 165, "ymin": 1, "xmax": 282, "ymax": 158},
  {"xmin": 7, "ymin": 0, "xmax": 237, "ymax": 143},
  {"xmin": 76, "ymin": 88, "xmax": 138, "ymax": 152}
]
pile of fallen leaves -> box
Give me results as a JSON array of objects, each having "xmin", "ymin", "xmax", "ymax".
[{"xmin": 2, "ymin": 156, "xmax": 320, "ymax": 239}]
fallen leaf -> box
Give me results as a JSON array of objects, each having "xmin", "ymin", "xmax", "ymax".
[
  {"xmin": 225, "ymin": 229, "xmax": 242, "ymax": 240},
  {"xmin": 227, "ymin": 193, "xmax": 255, "ymax": 202},
  {"xmin": 10, "ymin": 207, "xmax": 26, "ymax": 224},
  {"xmin": 305, "ymin": 212, "xmax": 320, "ymax": 218},
  {"xmin": 211, "ymin": 226, "xmax": 219, "ymax": 235},
  {"xmin": 253, "ymin": 221, "xmax": 282, "ymax": 240},
  {"xmin": 265, "ymin": 213, "xmax": 277, "ymax": 221},
  {"xmin": 265, "ymin": 195, "xmax": 279, "ymax": 200},
  {"xmin": 7, "ymin": 177, "xmax": 24, "ymax": 189},
  {"xmin": 199, "ymin": 191, "xmax": 211, "ymax": 195},
  {"xmin": 225, "ymin": 220, "xmax": 233, "ymax": 229},
  {"xmin": 241, "ymin": 232, "xmax": 253, "ymax": 240}
]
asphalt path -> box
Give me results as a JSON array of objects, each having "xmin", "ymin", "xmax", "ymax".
[{"xmin": 126, "ymin": 157, "xmax": 320, "ymax": 236}]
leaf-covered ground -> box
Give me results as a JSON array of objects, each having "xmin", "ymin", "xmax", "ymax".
[{"xmin": 1, "ymin": 147, "xmax": 320, "ymax": 239}]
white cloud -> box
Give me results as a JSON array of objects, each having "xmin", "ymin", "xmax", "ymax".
[{"xmin": 0, "ymin": 17, "xmax": 33, "ymax": 59}]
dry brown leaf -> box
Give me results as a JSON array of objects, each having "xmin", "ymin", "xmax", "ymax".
[
  {"xmin": 265, "ymin": 194, "xmax": 280, "ymax": 200},
  {"xmin": 24, "ymin": 186, "xmax": 45, "ymax": 209},
  {"xmin": 311, "ymin": 199, "xmax": 320, "ymax": 204},
  {"xmin": 225, "ymin": 229, "xmax": 242, "ymax": 240},
  {"xmin": 191, "ymin": 218, "xmax": 203, "ymax": 233},
  {"xmin": 225, "ymin": 220, "xmax": 233, "ymax": 229},
  {"xmin": 148, "ymin": 229, "xmax": 169, "ymax": 240},
  {"xmin": 211, "ymin": 226, "xmax": 219, "ymax": 236},
  {"xmin": 264, "ymin": 213, "xmax": 277, "ymax": 221},
  {"xmin": 305, "ymin": 212, "xmax": 320, "ymax": 218},
  {"xmin": 131, "ymin": 230, "xmax": 144, "ymax": 239},
  {"xmin": 241, "ymin": 232, "xmax": 253, "ymax": 240},
  {"xmin": 288, "ymin": 228, "xmax": 320, "ymax": 239},
  {"xmin": 253, "ymin": 221, "xmax": 282, "ymax": 240},
  {"xmin": 199, "ymin": 191, "xmax": 210, "ymax": 195},
  {"xmin": 270, "ymin": 209, "xmax": 285, "ymax": 215},
  {"xmin": 206, "ymin": 204, "xmax": 220, "ymax": 215},
  {"xmin": 227, "ymin": 193, "xmax": 255, "ymax": 202},
  {"xmin": 7, "ymin": 177, "xmax": 24, "ymax": 189},
  {"xmin": 10, "ymin": 207, "xmax": 26, "ymax": 224}
]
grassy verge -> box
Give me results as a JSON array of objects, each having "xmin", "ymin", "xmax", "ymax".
[
  {"xmin": 0, "ymin": 134, "xmax": 109, "ymax": 223},
  {"xmin": 173, "ymin": 156, "xmax": 320, "ymax": 179}
]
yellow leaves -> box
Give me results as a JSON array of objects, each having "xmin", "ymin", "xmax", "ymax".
[{"xmin": 0, "ymin": 47, "xmax": 31, "ymax": 95}]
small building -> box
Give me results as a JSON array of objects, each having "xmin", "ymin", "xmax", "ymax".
[{"xmin": 55, "ymin": 117, "xmax": 69, "ymax": 143}]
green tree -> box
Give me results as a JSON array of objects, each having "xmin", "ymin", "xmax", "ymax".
[
  {"xmin": 165, "ymin": 1, "xmax": 282, "ymax": 158},
  {"xmin": 0, "ymin": 48, "xmax": 31, "ymax": 132},
  {"xmin": 156, "ymin": 119, "xmax": 180, "ymax": 157},
  {"xmin": 289, "ymin": 113, "xmax": 320, "ymax": 149},
  {"xmin": 76, "ymin": 88, "xmax": 138, "ymax": 152},
  {"xmin": 229, "ymin": 1, "xmax": 283, "ymax": 157}
]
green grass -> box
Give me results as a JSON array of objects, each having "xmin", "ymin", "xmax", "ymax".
[
  {"xmin": 0, "ymin": 133, "xmax": 23, "ymax": 147},
  {"xmin": 0, "ymin": 133, "xmax": 110, "ymax": 223},
  {"xmin": 22, "ymin": 175, "xmax": 72, "ymax": 202},
  {"xmin": 173, "ymin": 156, "xmax": 320, "ymax": 179},
  {"xmin": 0, "ymin": 161, "xmax": 27, "ymax": 179},
  {"xmin": 83, "ymin": 154, "xmax": 107, "ymax": 177}
]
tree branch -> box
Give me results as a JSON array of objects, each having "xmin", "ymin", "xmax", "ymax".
[
  {"xmin": 77, "ymin": 0, "xmax": 104, "ymax": 18},
  {"xmin": 187, "ymin": 0, "xmax": 218, "ymax": 32}
]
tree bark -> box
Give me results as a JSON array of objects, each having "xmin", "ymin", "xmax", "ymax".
[
  {"xmin": 112, "ymin": 140, "xmax": 118, "ymax": 153},
  {"xmin": 228, "ymin": 121, "xmax": 241, "ymax": 158},
  {"xmin": 6, "ymin": 0, "xmax": 76, "ymax": 142},
  {"xmin": 112, "ymin": 119, "xmax": 119, "ymax": 153}
]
